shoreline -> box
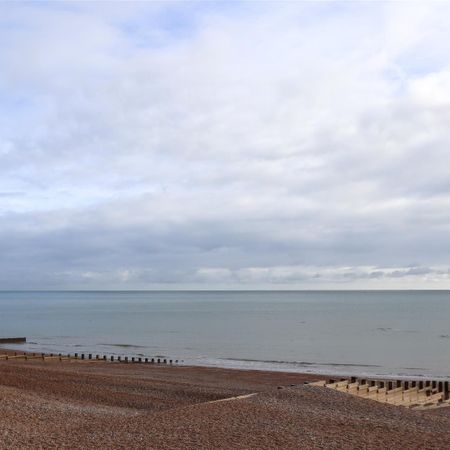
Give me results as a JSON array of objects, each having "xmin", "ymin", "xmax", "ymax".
[{"xmin": 2, "ymin": 343, "xmax": 449, "ymax": 381}]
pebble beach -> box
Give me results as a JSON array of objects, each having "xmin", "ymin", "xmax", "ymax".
[{"xmin": 1, "ymin": 351, "xmax": 449, "ymax": 449}]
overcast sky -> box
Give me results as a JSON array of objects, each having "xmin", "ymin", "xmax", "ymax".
[{"xmin": 1, "ymin": 1, "xmax": 450, "ymax": 289}]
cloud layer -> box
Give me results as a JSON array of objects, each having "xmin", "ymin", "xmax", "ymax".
[{"xmin": 1, "ymin": 2, "xmax": 450, "ymax": 289}]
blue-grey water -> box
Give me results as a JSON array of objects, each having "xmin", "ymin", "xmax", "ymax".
[{"xmin": 1, "ymin": 290, "xmax": 449, "ymax": 379}]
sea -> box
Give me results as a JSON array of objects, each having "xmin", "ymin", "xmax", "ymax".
[{"xmin": 1, "ymin": 290, "xmax": 449, "ymax": 379}]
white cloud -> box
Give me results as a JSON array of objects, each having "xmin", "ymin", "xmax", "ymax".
[
  {"xmin": 1, "ymin": 2, "xmax": 450, "ymax": 288},
  {"xmin": 409, "ymin": 70, "xmax": 450, "ymax": 106}
]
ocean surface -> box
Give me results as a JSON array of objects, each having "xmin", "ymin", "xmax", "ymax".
[{"xmin": 1, "ymin": 290, "xmax": 449, "ymax": 379}]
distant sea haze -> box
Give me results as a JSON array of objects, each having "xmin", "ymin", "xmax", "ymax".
[{"xmin": 1, "ymin": 290, "xmax": 449, "ymax": 379}]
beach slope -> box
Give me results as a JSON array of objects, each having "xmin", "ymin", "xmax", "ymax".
[{"xmin": 0, "ymin": 359, "xmax": 449, "ymax": 449}]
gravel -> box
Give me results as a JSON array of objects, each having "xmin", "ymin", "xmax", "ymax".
[{"xmin": 0, "ymin": 358, "xmax": 448, "ymax": 449}]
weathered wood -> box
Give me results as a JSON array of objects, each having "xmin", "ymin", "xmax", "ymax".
[
  {"xmin": 0, "ymin": 337, "xmax": 26, "ymax": 344},
  {"xmin": 6, "ymin": 354, "xmax": 27, "ymax": 359},
  {"xmin": 321, "ymin": 377, "xmax": 448, "ymax": 410}
]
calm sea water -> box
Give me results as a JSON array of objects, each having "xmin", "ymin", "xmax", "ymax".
[{"xmin": 1, "ymin": 290, "xmax": 449, "ymax": 379}]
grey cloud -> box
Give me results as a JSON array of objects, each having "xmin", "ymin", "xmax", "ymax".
[
  {"xmin": 387, "ymin": 267, "xmax": 433, "ymax": 278},
  {"xmin": 0, "ymin": 191, "xmax": 25, "ymax": 197}
]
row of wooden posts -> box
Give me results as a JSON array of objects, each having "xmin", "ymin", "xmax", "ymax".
[
  {"xmin": 0, "ymin": 352, "xmax": 178, "ymax": 365},
  {"xmin": 311, "ymin": 376, "xmax": 450, "ymax": 409},
  {"xmin": 331, "ymin": 376, "xmax": 450, "ymax": 399}
]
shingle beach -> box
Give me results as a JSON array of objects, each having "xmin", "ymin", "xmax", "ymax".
[{"xmin": 0, "ymin": 351, "xmax": 449, "ymax": 449}]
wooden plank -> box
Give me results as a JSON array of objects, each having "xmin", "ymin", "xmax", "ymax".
[{"xmin": 0, "ymin": 337, "xmax": 26, "ymax": 344}]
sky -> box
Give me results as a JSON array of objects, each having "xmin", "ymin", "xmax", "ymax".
[{"xmin": 1, "ymin": 1, "xmax": 450, "ymax": 290}]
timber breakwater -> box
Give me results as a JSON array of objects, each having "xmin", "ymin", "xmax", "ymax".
[
  {"xmin": 0, "ymin": 337, "xmax": 26, "ymax": 344},
  {"xmin": 0, "ymin": 351, "xmax": 178, "ymax": 365},
  {"xmin": 310, "ymin": 376, "xmax": 450, "ymax": 410}
]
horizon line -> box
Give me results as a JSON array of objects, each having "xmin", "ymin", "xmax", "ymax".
[{"xmin": 1, "ymin": 288, "xmax": 450, "ymax": 293}]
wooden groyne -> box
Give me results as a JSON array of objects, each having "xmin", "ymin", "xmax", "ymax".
[
  {"xmin": 310, "ymin": 376, "xmax": 450, "ymax": 410},
  {"xmin": 0, "ymin": 351, "xmax": 179, "ymax": 365},
  {"xmin": 0, "ymin": 337, "xmax": 26, "ymax": 344}
]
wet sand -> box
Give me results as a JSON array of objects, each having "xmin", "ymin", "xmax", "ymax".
[{"xmin": 0, "ymin": 354, "xmax": 449, "ymax": 449}]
